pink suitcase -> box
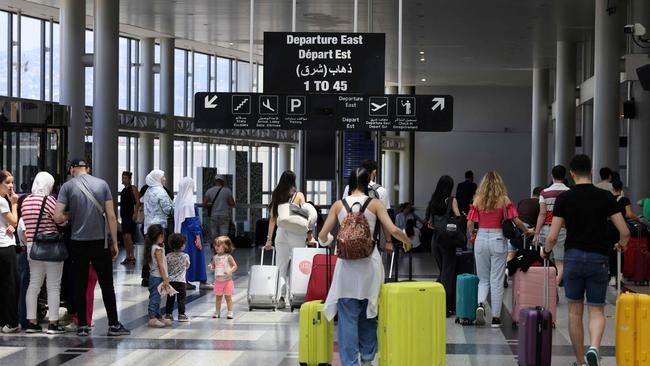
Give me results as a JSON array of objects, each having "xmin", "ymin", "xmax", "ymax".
[{"xmin": 512, "ymin": 265, "xmax": 557, "ymax": 326}]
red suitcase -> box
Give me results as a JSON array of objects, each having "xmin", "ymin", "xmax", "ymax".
[
  {"xmin": 304, "ymin": 252, "xmax": 337, "ymax": 302},
  {"xmin": 512, "ymin": 264, "xmax": 557, "ymax": 326},
  {"xmin": 517, "ymin": 259, "xmax": 553, "ymax": 366},
  {"xmin": 628, "ymin": 226, "xmax": 650, "ymax": 285}
]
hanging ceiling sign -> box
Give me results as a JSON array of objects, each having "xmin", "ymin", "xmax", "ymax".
[
  {"xmin": 194, "ymin": 92, "xmax": 453, "ymax": 132},
  {"xmin": 263, "ymin": 32, "xmax": 386, "ymax": 94}
]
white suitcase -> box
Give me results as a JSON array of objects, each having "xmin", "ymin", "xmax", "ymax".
[
  {"xmin": 289, "ymin": 247, "xmax": 327, "ymax": 311},
  {"xmin": 247, "ymin": 248, "xmax": 279, "ymax": 311}
]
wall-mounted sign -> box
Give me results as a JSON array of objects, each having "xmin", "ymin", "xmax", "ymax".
[
  {"xmin": 263, "ymin": 32, "xmax": 386, "ymax": 95},
  {"xmin": 194, "ymin": 92, "xmax": 453, "ymax": 132}
]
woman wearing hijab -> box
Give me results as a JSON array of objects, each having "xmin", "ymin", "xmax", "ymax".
[
  {"xmin": 143, "ymin": 170, "xmax": 174, "ymax": 235},
  {"xmin": 174, "ymin": 177, "xmax": 207, "ymax": 286},
  {"xmin": 19, "ymin": 172, "xmax": 66, "ymax": 334}
]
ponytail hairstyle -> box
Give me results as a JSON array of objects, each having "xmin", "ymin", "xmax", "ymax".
[{"xmin": 347, "ymin": 168, "xmax": 370, "ymax": 195}]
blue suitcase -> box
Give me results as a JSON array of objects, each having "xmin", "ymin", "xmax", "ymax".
[{"xmin": 455, "ymin": 273, "xmax": 479, "ymax": 325}]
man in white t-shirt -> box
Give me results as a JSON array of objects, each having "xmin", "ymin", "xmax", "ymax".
[{"xmin": 342, "ymin": 160, "xmax": 393, "ymax": 252}]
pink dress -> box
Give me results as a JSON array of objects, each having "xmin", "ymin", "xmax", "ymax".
[{"xmin": 212, "ymin": 254, "xmax": 234, "ymax": 296}]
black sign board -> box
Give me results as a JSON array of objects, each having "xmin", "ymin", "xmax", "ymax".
[
  {"xmin": 263, "ymin": 32, "xmax": 385, "ymax": 94},
  {"xmin": 194, "ymin": 92, "xmax": 453, "ymax": 132}
]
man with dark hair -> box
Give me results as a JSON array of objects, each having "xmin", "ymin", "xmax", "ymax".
[
  {"xmin": 517, "ymin": 187, "xmax": 543, "ymax": 227},
  {"xmin": 595, "ymin": 167, "xmax": 614, "ymax": 194},
  {"xmin": 456, "ymin": 170, "xmax": 477, "ymax": 215},
  {"xmin": 119, "ymin": 171, "xmax": 139, "ymax": 265},
  {"xmin": 544, "ymin": 155, "xmax": 629, "ymax": 366},
  {"xmin": 534, "ymin": 165, "xmax": 570, "ymax": 284}
]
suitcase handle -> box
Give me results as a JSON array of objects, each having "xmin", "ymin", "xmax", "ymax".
[
  {"xmin": 543, "ymin": 257, "xmax": 549, "ymax": 309},
  {"xmin": 617, "ymin": 249, "xmax": 621, "ymax": 296},
  {"xmin": 261, "ymin": 247, "xmax": 276, "ymax": 266},
  {"xmin": 387, "ymin": 245, "xmax": 412, "ymax": 282}
]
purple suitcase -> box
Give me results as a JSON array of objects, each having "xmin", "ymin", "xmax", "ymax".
[{"xmin": 517, "ymin": 259, "xmax": 553, "ymax": 366}]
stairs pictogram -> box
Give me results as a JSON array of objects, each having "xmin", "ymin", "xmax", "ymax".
[{"xmin": 234, "ymin": 98, "xmax": 249, "ymax": 111}]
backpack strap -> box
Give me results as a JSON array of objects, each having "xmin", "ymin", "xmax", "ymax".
[
  {"xmin": 360, "ymin": 197, "xmax": 373, "ymax": 213},
  {"xmin": 445, "ymin": 197, "xmax": 453, "ymax": 216}
]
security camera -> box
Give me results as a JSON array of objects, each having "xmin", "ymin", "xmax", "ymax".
[{"xmin": 624, "ymin": 23, "xmax": 646, "ymax": 36}]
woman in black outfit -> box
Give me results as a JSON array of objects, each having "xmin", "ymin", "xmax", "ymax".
[{"xmin": 426, "ymin": 175, "xmax": 462, "ymax": 317}]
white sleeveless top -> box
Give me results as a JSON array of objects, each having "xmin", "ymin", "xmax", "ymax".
[{"xmin": 323, "ymin": 195, "xmax": 385, "ymax": 321}]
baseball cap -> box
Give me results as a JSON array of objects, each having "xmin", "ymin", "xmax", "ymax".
[
  {"xmin": 70, "ymin": 158, "xmax": 89, "ymax": 168},
  {"xmin": 215, "ymin": 174, "xmax": 225, "ymax": 182}
]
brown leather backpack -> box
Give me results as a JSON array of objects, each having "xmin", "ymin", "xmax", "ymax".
[{"xmin": 336, "ymin": 197, "xmax": 374, "ymax": 260}]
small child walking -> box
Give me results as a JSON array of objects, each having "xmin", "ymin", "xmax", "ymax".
[
  {"xmin": 164, "ymin": 234, "xmax": 191, "ymax": 322},
  {"xmin": 208, "ymin": 236, "xmax": 238, "ymax": 319},
  {"xmin": 145, "ymin": 224, "xmax": 172, "ymax": 328}
]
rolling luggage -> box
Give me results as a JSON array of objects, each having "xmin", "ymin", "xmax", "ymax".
[
  {"xmin": 615, "ymin": 293, "xmax": 650, "ymax": 366},
  {"xmin": 247, "ymin": 248, "xmax": 279, "ymax": 311},
  {"xmin": 627, "ymin": 222, "xmax": 650, "ymax": 285},
  {"xmin": 511, "ymin": 253, "xmax": 557, "ymax": 326},
  {"xmin": 455, "ymin": 249, "xmax": 475, "ymax": 276},
  {"xmin": 455, "ymin": 273, "xmax": 479, "ymax": 325},
  {"xmin": 378, "ymin": 247, "xmax": 446, "ymax": 366},
  {"xmin": 298, "ymin": 242, "xmax": 334, "ymax": 366},
  {"xmin": 290, "ymin": 247, "xmax": 327, "ymax": 311},
  {"xmin": 517, "ymin": 258, "xmax": 553, "ymax": 366},
  {"xmin": 304, "ymin": 249, "xmax": 337, "ymax": 303}
]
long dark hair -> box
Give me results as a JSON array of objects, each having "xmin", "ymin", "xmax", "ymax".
[
  {"xmin": 270, "ymin": 170, "xmax": 296, "ymax": 217},
  {"xmin": 347, "ymin": 168, "xmax": 370, "ymax": 195},
  {"xmin": 0, "ymin": 170, "xmax": 13, "ymax": 206},
  {"xmin": 426, "ymin": 175, "xmax": 454, "ymax": 220},
  {"xmin": 144, "ymin": 224, "xmax": 165, "ymax": 265}
]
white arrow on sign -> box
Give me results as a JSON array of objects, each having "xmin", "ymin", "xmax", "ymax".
[
  {"xmin": 431, "ymin": 97, "xmax": 445, "ymax": 111},
  {"xmin": 204, "ymin": 95, "xmax": 218, "ymax": 109}
]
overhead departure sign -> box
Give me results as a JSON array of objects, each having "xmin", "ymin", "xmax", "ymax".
[
  {"xmin": 194, "ymin": 92, "xmax": 453, "ymax": 132},
  {"xmin": 264, "ymin": 32, "xmax": 385, "ymax": 94}
]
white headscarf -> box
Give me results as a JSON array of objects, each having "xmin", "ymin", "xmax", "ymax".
[
  {"xmin": 31, "ymin": 172, "xmax": 55, "ymax": 195},
  {"xmin": 146, "ymin": 170, "xmax": 165, "ymax": 188},
  {"xmin": 174, "ymin": 177, "xmax": 196, "ymax": 233}
]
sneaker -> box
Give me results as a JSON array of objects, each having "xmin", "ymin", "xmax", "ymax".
[
  {"xmin": 178, "ymin": 314, "xmax": 190, "ymax": 322},
  {"xmin": 163, "ymin": 314, "xmax": 174, "ymax": 322},
  {"xmin": 148, "ymin": 318, "xmax": 165, "ymax": 328},
  {"xmin": 25, "ymin": 323, "xmax": 43, "ymax": 333},
  {"xmin": 227, "ymin": 311, "xmax": 234, "ymax": 319},
  {"xmin": 475, "ymin": 305, "xmax": 486, "ymax": 326},
  {"xmin": 46, "ymin": 324, "xmax": 66, "ymax": 335},
  {"xmin": 64, "ymin": 322, "xmax": 78, "ymax": 332},
  {"xmin": 491, "ymin": 317, "xmax": 502, "ymax": 328},
  {"xmin": 277, "ymin": 297, "xmax": 286, "ymax": 309},
  {"xmin": 586, "ymin": 347, "xmax": 600, "ymax": 366},
  {"xmin": 161, "ymin": 317, "xmax": 173, "ymax": 326},
  {"xmin": 1, "ymin": 325, "xmax": 20, "ymax": 334},
  {"xmin": 107, "ymin": 323, "xmax": 131, "ymax": 336},
  {"xmin": 76, "ymin": 326, "xmax": 90, "ymax": 337},
  {"xmin": 609, "ymin": 277, "xmax": 616, "ymax": 287},
  {"xmin": 361, "ymin": 360, "xmax": 373, "ymax": 366},
  {"xmin": 212, "ymin": 312, "xmax": 221, "ymax": 319},
  {"xmin": 185, "ymin": 282, "xmax": 197, "ymax": 290}
]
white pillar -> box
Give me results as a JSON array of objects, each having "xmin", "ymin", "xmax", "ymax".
[
  {"xmin": 628, "ymin": 0, "xmax": 650, "ymax": 204},
  {"xmin": 531, "ymin": 68, "xmax": 550, "ymax": 190},
  {"xmin": 278, "ymin": 143, "xmax": 291, "ymax": 176},
  {"xmin": 398, "ymin": 131, "xmax": 411, "ymax": 204},
  {"xmin": 593, "ymin": 0, "xmax": 622, "ymax": 173},
  {"xmin": 384, "ymin": 133, "xmax": 397, "ymax": 208},
  {"xmin": 60, "ymin": 0, "xmax": 85, "ymax": 159},
  {"xmin": 138, "ymin": 38, "xmax": 155, "ymax": 186},
  {"xmin": 92, "ymin": 0, "xmax": 119, "ymax": 195},
  {"xmin": 159, "ymin": 38, "xmax": 175, "ymax": 191},
  {"xmin": 555, "ymin": 41, "xmax": 577, "ymax": 167}
]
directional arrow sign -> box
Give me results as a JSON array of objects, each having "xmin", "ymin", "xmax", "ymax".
[
  {"xmin": 431, "ymin": 97, "xmax": 445, "ymax": 111},
  {"xmin": 204, "ymin": 95, "xmax": 218, "ymax": 109}
]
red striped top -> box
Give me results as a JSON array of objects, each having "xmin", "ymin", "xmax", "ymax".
[{"xmin": 21, "ymin": 194, "xmax": 58, "ymax": 245}]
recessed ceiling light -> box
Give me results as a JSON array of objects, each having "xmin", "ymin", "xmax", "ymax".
[
  {"xmin": 419, "ymin": 51, "xmax": 425, "ymax": 55},
  {"xmin": 421, "ymin": 78, "xmax": 427, "ymax": 82},
  {"xmin": 229, "ymin": 42, "xmax": 234, "ymax": 46},
  {"xmin": 420, "ymin": 57, "xmax": 425, "ymax": 62}
]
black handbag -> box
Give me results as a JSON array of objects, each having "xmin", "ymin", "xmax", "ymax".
[
  {"xmin": 501, "ymin": 204, "xmax": 522, "ymax": 240},
  {"xmin": 30, "ymin": 195, "xmax": 68, "ymax": 262},
  {"xmin": 434, "ymin": 198, "xmax": 467, "ymax": 251}
]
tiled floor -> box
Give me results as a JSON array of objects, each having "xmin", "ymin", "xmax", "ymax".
[{"xmin": 0, "ymin": 246, "xmax": 638, "ymax": 365}]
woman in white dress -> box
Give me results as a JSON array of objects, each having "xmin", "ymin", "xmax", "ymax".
[{"xmin": 318, "ymin": 168, "xmax": 412, "ymax": 366}]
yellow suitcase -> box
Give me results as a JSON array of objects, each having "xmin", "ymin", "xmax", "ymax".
[
  {"xmin": 298, "ymin": 300, "xmax": 334, "ymax": 366},
  {"xmin": 616, "ymin": 292, "xmax": 650, "ymax": 366},
  {"xmin": 378, "ymin": 281, "xmax": 446, "ymax": 366}
]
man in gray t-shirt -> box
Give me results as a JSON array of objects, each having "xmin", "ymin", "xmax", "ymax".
[
  {"xmin": 54, "ymin": 159, "xmax": 129, "ymax": 336},
  {"xmin": 203, "ymin": 175, "xmax": 235, "ymax": 240}
]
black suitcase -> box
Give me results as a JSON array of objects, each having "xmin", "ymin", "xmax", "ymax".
[{"xmin": 455, "ymin": 249, "xmax": 475, "ymax": 275}]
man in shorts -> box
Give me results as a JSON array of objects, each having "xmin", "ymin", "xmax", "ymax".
[
  {"xmin": 543, "ymin": 155, "xmax": 629, "ymax": 366},
  {"xmin": 203, "ymin": 175, "xmax": 235, "ymax": 240},
  {"xmin": 534, "ymin": 165, "xmax": 570, "ymax": 283}
]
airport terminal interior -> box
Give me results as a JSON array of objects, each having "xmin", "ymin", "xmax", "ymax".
[{"xmin": 1, "ymin": 0, "xmax": 650, "ymax": 365}]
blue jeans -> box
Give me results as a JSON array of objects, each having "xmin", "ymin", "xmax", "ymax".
[
  {"xmin": 563, "ymin": 249, "xmax": 609, "ymax": 306},
  {"xmin": 16, "ymin": 251, "xmax": 30, "ymax": 328},
  {"xmin": 148, "ymin": 276, "xmax": 163, "ymax": 318},
  {"xmin": 474, "ymin": 229, "xmax": 507, "ymax": 318},
  {"xmin": 337, "ymin": 298, "xmax": 378, "ymax": 366}
]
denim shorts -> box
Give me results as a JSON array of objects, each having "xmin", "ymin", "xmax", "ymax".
[{"xmin": 563, "ymin": 249, "xmax": 609, "ymax": 306}]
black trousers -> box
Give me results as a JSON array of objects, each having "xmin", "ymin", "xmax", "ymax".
[
  {"xmin": 70, "ymin": 240, "xmax": 119, "ymax": 327},
  {"xmin": 165, "ymin": 282, "xmax": 187, "ymax": 315},
  {"xmin": 432, "ymin": 234, "xmax": 457, "ymax": 312},
  {"xmin": 0, "ymin": 246, "xmax": 18, "ymax": 327}
]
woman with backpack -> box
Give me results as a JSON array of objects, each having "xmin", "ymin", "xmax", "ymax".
[
  {"xmin": 425, "ymin": 175, "xmax": 462, "ymax": 317},
  {"xmin": 318, "ymin": 168, "xmax": 412, "ymax": 366},
  {"xmin": 264, "ymin": 170, "xmax": 307, "ymax": 309},
  {"xmin": 467, "ymin": 171, "xmax": 532, "ymax": 327}
]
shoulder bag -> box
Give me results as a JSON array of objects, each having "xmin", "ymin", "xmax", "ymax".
[
  {"xmin": 501, "ymin": 203, "xmax": 521, "ymax": 240},
  {"xmin": 206, "ymin": 187, "xmax": 222, "ymax": 217},
  {"xmin": 30, "ymin": 195, "xmax": 68, "ymax": 262},
  {"xmin": 434, "ymin": 197, "xmax": 467, "ymax": 251},
  {"xmin": 72, "ymin": 178, "xmax": 109, "ymax": 248}
]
